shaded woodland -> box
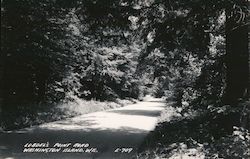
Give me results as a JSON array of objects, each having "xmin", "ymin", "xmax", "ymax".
[{"xmin": 0, "ymin": 0, "xmax": 249, "ymax": 157}]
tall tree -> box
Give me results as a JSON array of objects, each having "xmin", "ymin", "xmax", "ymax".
[{"xmin": 224, "ymin": 0, "xmax": 249, "ymax": 104}]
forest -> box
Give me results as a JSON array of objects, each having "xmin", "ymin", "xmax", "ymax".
[{"xmin": 0, "ymin": 0, "xmax": 249, "ymax": 158}]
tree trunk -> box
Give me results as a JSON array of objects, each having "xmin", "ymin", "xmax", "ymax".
[
  {"xmin": 0, "ymin": 55, "xmax": 3, "ymax": 125},
  {"xmin": 0, "ymin": 2, "xmax": 4, "ymax": 128},
  {"xmin": 248, "ymin": 10, "xmax": 250, "ymax": 98},
  {"xmin": 224, "ymin": 1, "xmax": 249, "ymax": 104}
]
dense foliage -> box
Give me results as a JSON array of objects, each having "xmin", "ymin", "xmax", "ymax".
[
  {"xmin": 1, "ymin": 1, "xmax": 249, "ymax": 152},
  {"xmin": 1, "ymin": 0, "xmax": 145, "ymax": 129}
]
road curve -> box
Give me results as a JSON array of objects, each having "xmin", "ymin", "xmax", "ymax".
[{"xmin": 0, "ymin": 98, "xmax": 165, "ymax": 159}]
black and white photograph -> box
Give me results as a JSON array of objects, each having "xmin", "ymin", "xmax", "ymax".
[{"xmin": 0, "ymin": 0, "xmax": 249, "ymax": 158}]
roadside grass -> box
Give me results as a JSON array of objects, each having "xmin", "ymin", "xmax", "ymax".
[
  {"xmin": 57, "ymin": 98, "xmax": 136, "ymax": 118},
  {"xmin": 135, "ymin": 100, "xmax": 250, "ymax": 159}
]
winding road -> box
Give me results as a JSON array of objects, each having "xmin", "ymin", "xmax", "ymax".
[{"xmin": 0, "ymin": 97, "xmax": 165, "ymax": 159}]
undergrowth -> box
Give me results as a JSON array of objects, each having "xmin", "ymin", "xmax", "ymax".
[{"xmin": 135, "ymin": 100, "xmax": 250, "ymax": 159}]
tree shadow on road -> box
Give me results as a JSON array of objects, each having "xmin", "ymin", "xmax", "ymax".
[{"xmin": 110, "ymin": 109, "xmax": 162, "ymax": 117}]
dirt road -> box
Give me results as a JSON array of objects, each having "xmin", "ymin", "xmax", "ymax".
[{"xmin": 0, "ymin": 98, "xmax": 165, "ymax": 159}]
